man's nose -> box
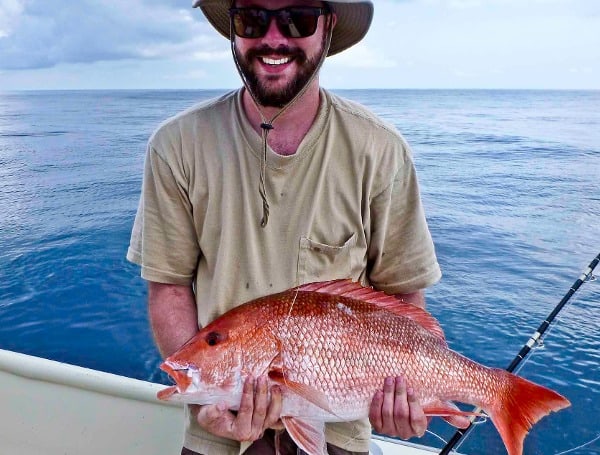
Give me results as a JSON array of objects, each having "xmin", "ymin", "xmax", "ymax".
[{"xmin": 261, "ymin": 16, "xmax": 288, "ymax": 44}]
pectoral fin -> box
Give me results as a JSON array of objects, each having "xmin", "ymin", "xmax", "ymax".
[
  {"xmin": 282, "ymin": 416, "xmax": 327, "ymax": 455},
  {"xmin": 268, "ymin": 368, "xmax": 334, "ymax": 415}
]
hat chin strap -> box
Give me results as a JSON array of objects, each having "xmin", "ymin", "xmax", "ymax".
[{"xmin": 229, "ymin": 14, "xmax": 334, "ymax": 228}]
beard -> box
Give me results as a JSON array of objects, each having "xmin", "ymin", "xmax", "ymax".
[{"xmin": 234, "ymin": 44, "xmax": 322, "ymax": 108}]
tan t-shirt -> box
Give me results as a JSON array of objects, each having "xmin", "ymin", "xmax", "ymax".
[{"xmin": 127, "ymin": 88, "xmax": 441, "ymax": 454}]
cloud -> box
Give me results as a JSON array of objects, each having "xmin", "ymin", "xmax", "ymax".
[
  {"xmin": 329, "ymin": 43, "xmax": 398, "ymax": 69},
  {"xmin": 192, "ymin": 50, "xmax": 231, "ymax": 61},
  {"xmin": 0, "ymin": 0, "xmax": 220, "ymax": 70},
  {"xmin": 2, "ymin": 0, "xmax": 599, "ymax": 89},
  {"xmin": 0, "ymin": 0, "xmax": 24, "ymax": 38},
  {"xmin": 447, "ymin": 0, "xmax": 482, "ymax": 8}
]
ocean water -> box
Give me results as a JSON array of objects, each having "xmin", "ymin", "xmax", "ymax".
[{"xmin": 0, "ymin": 89, "xmax": 598, "ymax": 454}]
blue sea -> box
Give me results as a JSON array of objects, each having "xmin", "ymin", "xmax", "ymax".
[{"xmin": 0, "ymin": 89, "xmax": 598, "ymax": 455}]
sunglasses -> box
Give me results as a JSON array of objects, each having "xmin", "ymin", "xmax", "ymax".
[{"xmin": 229, "ymin": 6, "xmax": 329, "ymax": 39}]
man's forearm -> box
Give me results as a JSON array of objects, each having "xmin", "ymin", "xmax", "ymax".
[
  {"xmin": 148, "ymin": 281, "xmax": 199, "ymax": 358},
  {"xmin": 394, "ymin": 289, "xmax": 425, "ymax": 308}
]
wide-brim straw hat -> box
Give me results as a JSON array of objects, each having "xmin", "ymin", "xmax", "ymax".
[{"xmin": 192, "ymin": 0, "xmax": 374, "ymax": 56}]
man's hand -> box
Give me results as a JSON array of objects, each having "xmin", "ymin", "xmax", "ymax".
[
  {"xmin": 195, "ymin": 376, "xmax": 283, "ymax": 442},
  {"xmin": 369, "ymin": 376, "xmax": 428, "ymax": 439}
]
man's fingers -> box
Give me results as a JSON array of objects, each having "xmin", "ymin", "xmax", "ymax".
[
  {"xmin": 250, "ymin": 376, "xmax": 269, "ymax": 430},
  {"xmin": 391, "ymin": 376, "xmax": 413, "ymax": 438},
  {"xmin": 265, "ymin": 384, "xmax": 283, "ymax": 429},
  {"xmin": 406, "ymin": 386, "xmax": 427, "ymax": 437},
  {"xmin": 234, "ymin": 376, "xmax": 259, "ymax": 441},
  {"xmin": 380, "ymin": 376, "xmax": 397, "ymax": 433},
  {"xmin": 369, "ymin": 376, "xmax": 428, "ymax": 440},
  {"xmin": 195, "ymin": 376, "xmax": 283, "ymax": 442},
  {"xmin": 196, "ymin": 403, "xmax": 232, "ymax": 434},
  {"xmin": 369, "ymin": 389, "xmax": 384, "ymax": 431}
]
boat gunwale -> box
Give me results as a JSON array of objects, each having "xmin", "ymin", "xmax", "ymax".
[{"xmin": 0, "ymin": 348, "xmax": 180, "ymax": 407}]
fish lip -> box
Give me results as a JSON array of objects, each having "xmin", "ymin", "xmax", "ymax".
[
  {"xmin": 157, "ymin": 385, "xmax": 179, "ymax": 401},
  {"xmin": 159, "ymin": 360, "xmax": 185, "ymax": 376},
  {"xmin": 161, "ymin": 359, "xmax": 199, "ymax": 372},
  {"xmin": 160, "ymin": 360, "xmax": 197, "ymax": 393}
]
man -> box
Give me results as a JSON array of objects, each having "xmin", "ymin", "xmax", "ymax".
[{"xmin": 127, "ymin": 0, "xmax": 443, "ymax": 453}]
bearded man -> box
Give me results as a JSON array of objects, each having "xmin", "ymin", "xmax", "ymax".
[{"xmin": 128, "ymin": 1, "xmax": 446, "ymax": 453}]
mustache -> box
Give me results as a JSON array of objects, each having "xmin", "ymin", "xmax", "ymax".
[{"xmin": 245, "ymin": 45, "xmax": 307, "ymax": 63}]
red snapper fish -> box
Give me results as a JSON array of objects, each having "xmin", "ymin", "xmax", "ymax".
[{"xmin": 158, "ymin": 280, "xmax": 570, "ymax": 455}]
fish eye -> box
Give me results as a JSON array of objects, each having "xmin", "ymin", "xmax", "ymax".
[{"xmin": 205, "ymin": 331, "xmax": 222, "ymax": 346}]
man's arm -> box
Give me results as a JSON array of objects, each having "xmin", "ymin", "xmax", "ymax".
[
  {"xmin": 147, "ymin": 281, "xmax": 199, "ymax": 358},
  {"xmin": 395, "ymin": 290, "xmax": 425, "ymax": 308}
]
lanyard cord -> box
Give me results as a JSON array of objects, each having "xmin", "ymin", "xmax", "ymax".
[{"xmin": 229, "ymin": 12, "xmax": 334, "ymax": 227}]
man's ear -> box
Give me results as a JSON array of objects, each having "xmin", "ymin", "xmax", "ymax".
[{"xmin": 331, "ymin": 12, "xmax": 338, "ymax": 29}]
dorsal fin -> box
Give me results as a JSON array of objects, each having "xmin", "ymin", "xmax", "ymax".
[{"xmin": 297, "ymin": 280, "xmax": 446, "ymax": 342}]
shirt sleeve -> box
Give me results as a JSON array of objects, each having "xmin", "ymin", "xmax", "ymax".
[
  {"xmin": 126, "ymin": 141, "xmax": 200, "ymax": 285},
  {"xmin": 367, "ymin": 146, "xmax": 441, "ymax": 294}
]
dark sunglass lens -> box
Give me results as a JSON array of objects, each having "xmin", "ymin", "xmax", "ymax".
[
  {"xmin": 231, "ymin": 7, "xmax": 323, "ymax": 39},
  {"xmin": 233, "ymin": 9, "xmax": 269, "ymax": 38},
  {"xmin": 279, "ymin": 8, "xmax": 319, "ymax": 38}
]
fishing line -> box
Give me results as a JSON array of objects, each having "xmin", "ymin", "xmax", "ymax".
[
  {"xmin": 426, "ymin": 414, "xmax": 491, "ymax": 447},
  {"xmin": 279, "ymin": 286, "xmax": 301, "ymax": 366},
  {"xmin": 554, "ymin": 432, "xmax": 600, "ymax": 455},
  {"xmin": 426, "ymin": 430, "xmax": 448, "ymax": 445},
  {"xmin": 439, "ymin": 252, "xmax": 600, "ymax": 455},
  {"xmin": 288, "ymin": 287, "xmax": 300, "ymax": 319},
  {"xmin": 514, "ymin": 268, "xmax": 598, "ymax": 376}
]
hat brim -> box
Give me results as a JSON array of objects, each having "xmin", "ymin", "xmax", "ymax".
[{"xmin": 193, "ymin": 0, "xmax": 373, "ymax": 56}]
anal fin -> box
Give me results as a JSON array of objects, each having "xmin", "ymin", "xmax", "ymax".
[
  {"xmin": 423, "ymin": 401, "xmax": 483, "ymax": 429},
  {"xmin": 282, "ymin": 416, "xmax": 327, "ymax": 455}
]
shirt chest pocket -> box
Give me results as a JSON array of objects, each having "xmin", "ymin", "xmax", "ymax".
[{"xmin": 297, "ymin": 233, "xmax": 357, "ymax": 284}]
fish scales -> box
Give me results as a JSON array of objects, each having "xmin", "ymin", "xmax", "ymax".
[
  {"xmin": 158, "ymin": 280, "xmax": 570, "ymax": 455},
  {"xmin": 273, "ymin": 291, "xmax": 493, "ymax": 412}
]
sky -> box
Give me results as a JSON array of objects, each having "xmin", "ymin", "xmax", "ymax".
[{"xmin": 0, "ymin": 0, "xmax": 599, "ymax": 91}]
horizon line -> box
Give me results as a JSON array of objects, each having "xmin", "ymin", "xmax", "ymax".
[{"xmin": 2, "ymin": 87, "xmax": 599, "ymax": 93}]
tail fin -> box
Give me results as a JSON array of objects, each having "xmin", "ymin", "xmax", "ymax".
[{"xmin": 487, "ymin": 371, "xmax": 570, "ymax": 455}]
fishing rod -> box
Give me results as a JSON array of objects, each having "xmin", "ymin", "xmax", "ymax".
[{"xmin": 439, "ymin": 252, "xmax": 600, "ymax": 455}]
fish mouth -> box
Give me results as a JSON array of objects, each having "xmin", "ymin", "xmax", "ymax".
[{"xmin": 158, "ymin": 360, "xmax": 200, "ymax": 398}]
